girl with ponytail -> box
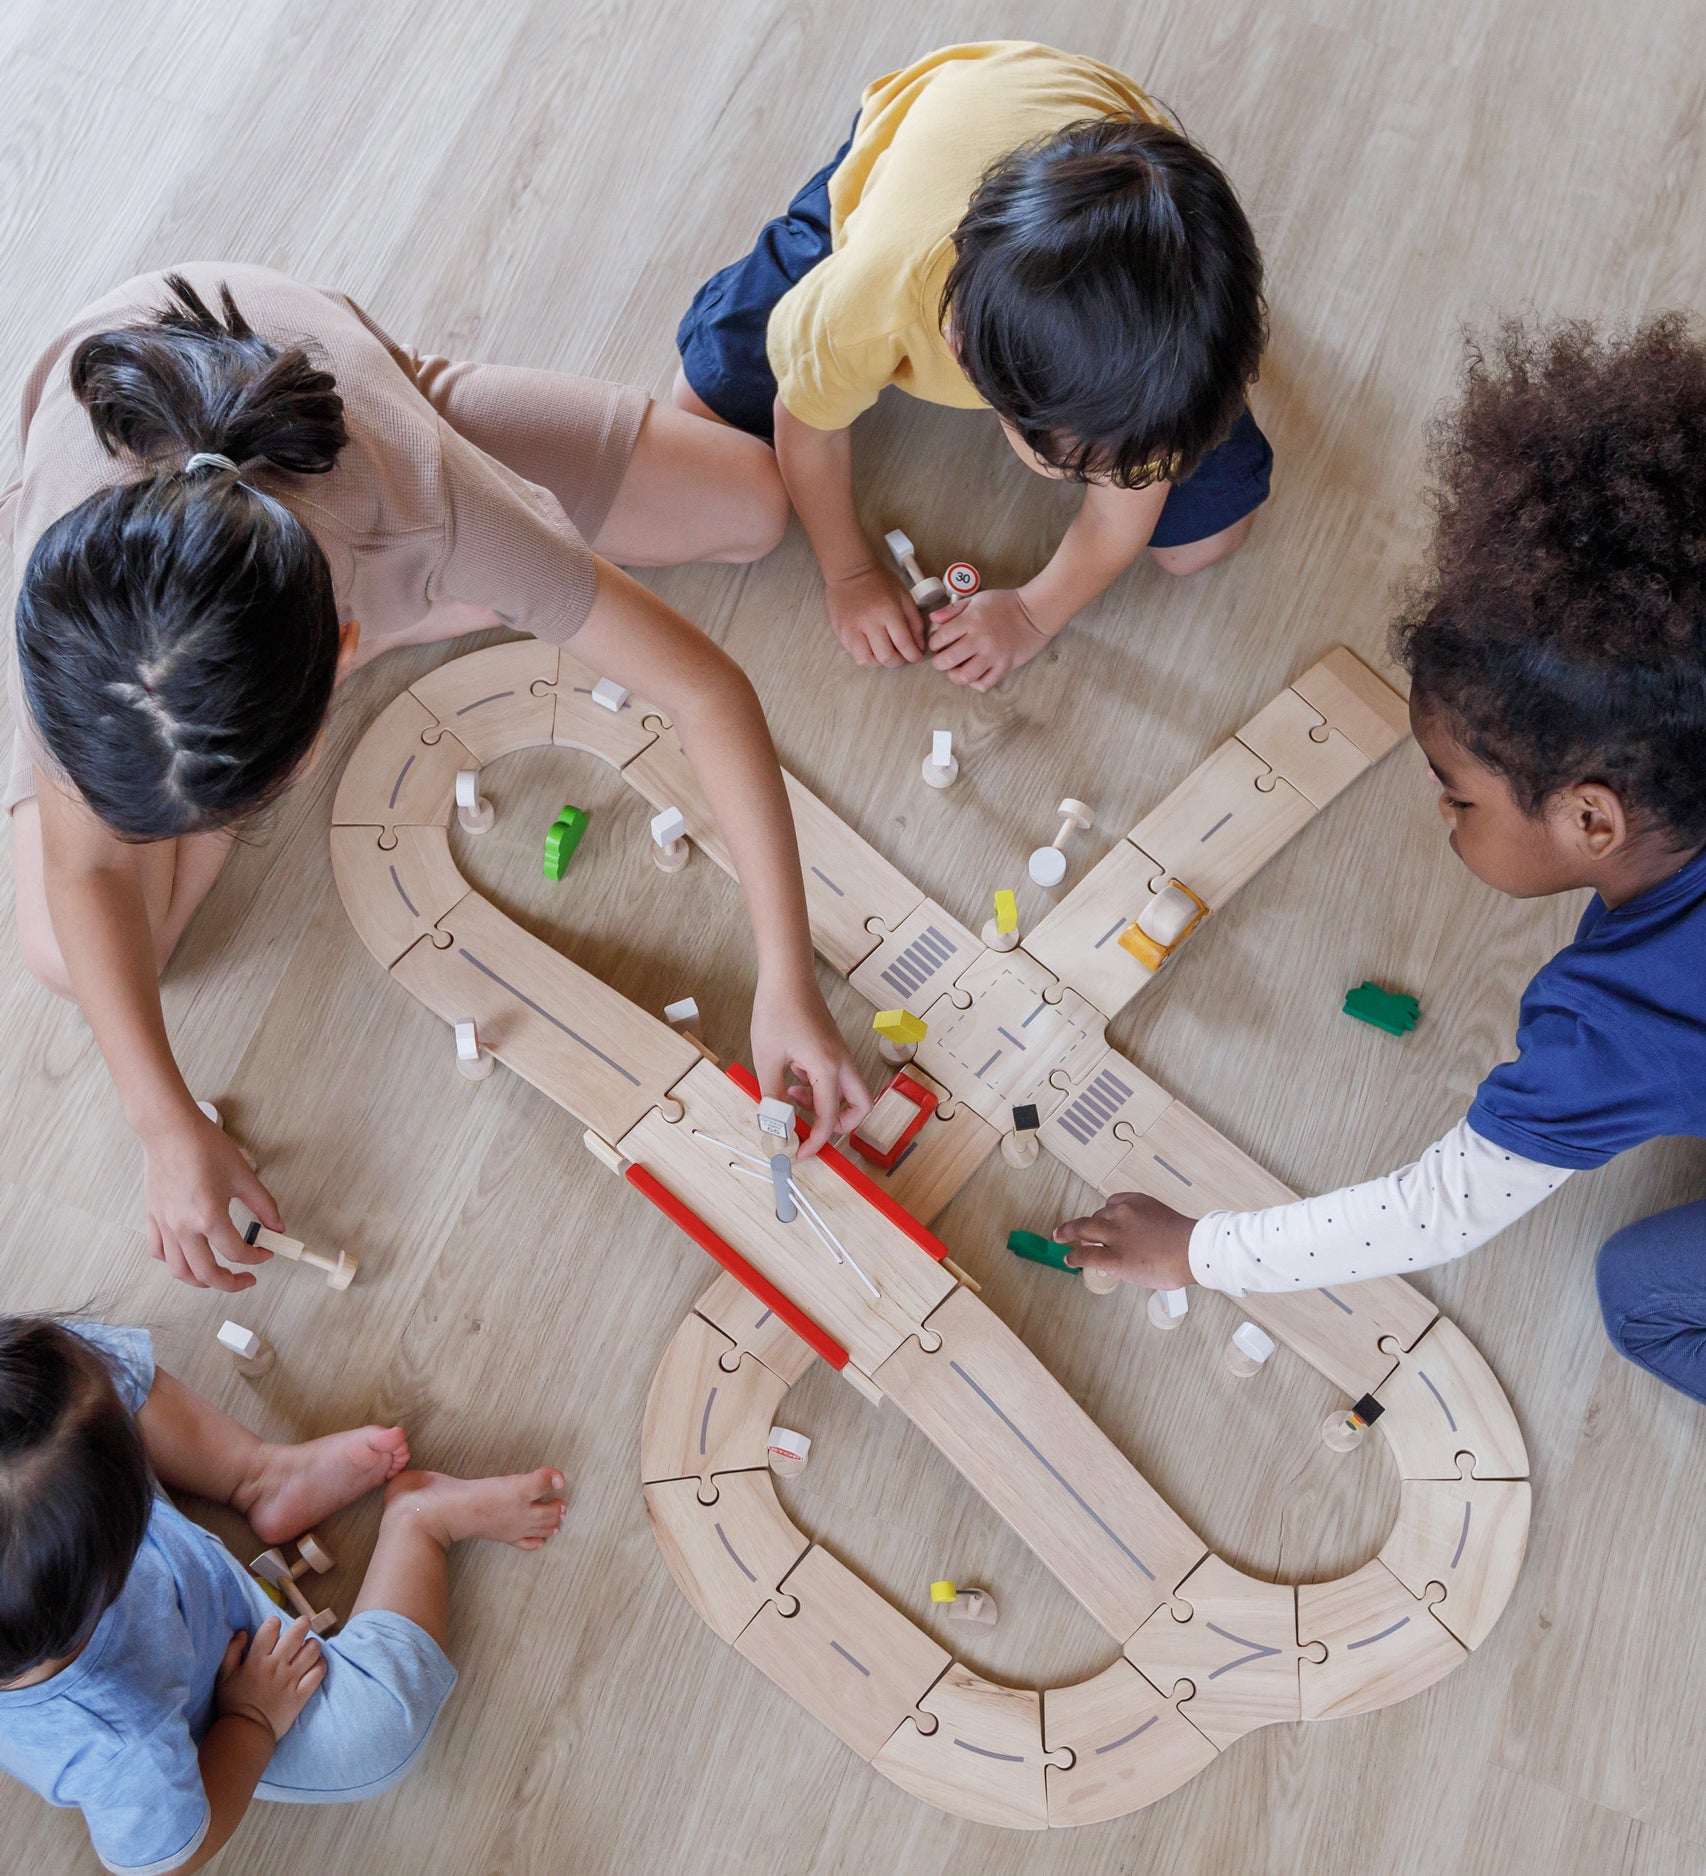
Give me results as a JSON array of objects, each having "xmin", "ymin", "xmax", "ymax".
[{"xmin": 4, "ymin": 266, "xmax": 863, "ymax": 1290}]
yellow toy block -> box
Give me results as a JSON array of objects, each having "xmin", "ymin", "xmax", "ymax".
[
  {"xmin": 873, "ymin": 1008, "xmax": 928, "ymax": 1046},
  {"xmin": 930, "ymin": 1580, "xmax": 957, "ymax": 1603},
  {"xmin": 993, "ymin": 889, "xmax": 1018, "ymax": 935}
]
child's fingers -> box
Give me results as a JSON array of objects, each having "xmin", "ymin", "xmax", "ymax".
[
  {"xmin": 216, "ymin": 1633, "xmax": 247, "ymax": 1681},
  {"xmin": 296, "ymin": 1658, "xmax": 328, "ymax": 1698},
  {"xmin": 884, "ymin": 606, "xmax": 924, "ymax": 664},
  {"xmin": 233, "ymin": 1166, "xmax": 284, "ymax": 1235},
  {"xmin": 836, "ymin": 1056, "xmax": 872, "ymax": 1130},
  {"xmin": 928, "ymin": 608, "xmax": 971, "ymax": 647},
  {"xmin": 178, "ymin": 1230, "xmax": 254, "ymax": 1293},
  {"xmin": 248, "ymin": 1616, "xmax": 283, "ymax": 1657},
  {"xmin": 795, "ymin": 1058, "xmax": 839, "ymax": 1158},
  {"xmin": 273, "ymin": 1614, "xmax": 314, "ymax": 1659},
  {"xmin": 928, "ymin": 598, "xmax": 970, "ymax": 627}
]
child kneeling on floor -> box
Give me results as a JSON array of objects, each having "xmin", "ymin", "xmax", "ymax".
[
  {"xmin": 1056, "ymin": 316, "xmax": 1706, "ymax": 1405},
  {"xmin": 0, "ymin": 1317, "xmax": 565, "ymax": 1872}
]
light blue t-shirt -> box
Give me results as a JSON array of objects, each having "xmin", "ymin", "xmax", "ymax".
[{"xmin": 0, "ymin": 1324, "xmax": 277, "ymax": 1876}]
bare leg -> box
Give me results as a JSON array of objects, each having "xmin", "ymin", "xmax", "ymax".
[
  {"xmin": 592, "ymin": 398, "xmax": 789, "ymax": 567},
  {"xmin": 1148, "ymin": 510, "xmax": 1256, "ymax": 577},
  {"xmin": 669, "ymin": 365, "xmax": 726, "ymax": 425},
  {"xmin": 352, "ymin": 1469, "xmax": 567, "ymax": 1647},
  {"xmin": 136, "ymin": 1368, "xmax": 410, "ymax": 1544},
  {"xmin": 13, "ymin": 798, "xmax": 235, "ymax": 997}
]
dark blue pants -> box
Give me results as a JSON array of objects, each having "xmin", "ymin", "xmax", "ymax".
[{"xmin": 1596, "ymin": 1198, "xmax": 1706, "ymax": 1404}]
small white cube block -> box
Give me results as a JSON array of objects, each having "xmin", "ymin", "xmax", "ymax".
[
  {"xmin": 664, "ymin": 997, "xmax": 700, "ymax": 1029},
  {"xmin": 1232, "ymin": 1321, "xmax": 1276, "ymax": 1365},
  {"xmin": 756, "ymin": 1096, "xmax": 795, "ymax": 1139},
  {"xmin": 455, "ymin": 1020, "xmax": 479, "ymax": 1061},
  {"xmin": 454, "ymin": 769, "xmax": 480, "ymax": 810},
  {"xmin": 931, "ymin": 730, "xmax": 953, "ymax": 769},
  {"xmin": 1159, "ymin": 1288, "xmax": 1189, "ymax": 1319},
  {"xmin": 884, "ymin": 527, "xmax": 915, "ymax": 561},
  {"xmin": 591, "ymin": 678, "xmax": 630, "ymax": 712},
  {"xmin": 217, "ymin": 1321, "xmax": 262, "ymax": 1360},
  {"xmin": 651, "ymin": 806, "xmax": 687, "ymax": 848}
]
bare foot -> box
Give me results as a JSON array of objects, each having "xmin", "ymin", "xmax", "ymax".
[
  {"xmin": 381, "ymin": 1468, "xmax": 567, "ymax": 1551},
  {"xmin": 236, "ymin": 1426, "xmax": 412, "ymax": 1544}
]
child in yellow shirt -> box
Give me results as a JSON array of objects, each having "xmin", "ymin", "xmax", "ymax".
[{"xmin": 674, "ymin": 41, "xmax": 1270, "ymax": 688}]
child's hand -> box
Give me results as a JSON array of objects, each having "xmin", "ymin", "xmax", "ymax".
[
  {"xmin": 215, "ymin": 1616, "xmax": 326, "ymax": 1742},
  {"xmin": 824, "ymin": 563, "xmax": 925, "ymax": 668},
  {"xmin": 142, "ymin": 1107, "xmax": 284, "ymax": 1292},
  {"xmin": 928, "ymin": 590, "xmax": 1052, "ymax": 690},
  {"xmin": 751, "ymin": 969, "xmax": 871, "ymax": 1158},
  {"xmin": 1052, "ymin": 1193, "xmax": 1196, "ymax": 1289}
]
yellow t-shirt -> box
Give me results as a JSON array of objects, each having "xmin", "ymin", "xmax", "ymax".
[{"xmin": 766, "ymin": 42, "xmax": 1162, "ymax": 430}]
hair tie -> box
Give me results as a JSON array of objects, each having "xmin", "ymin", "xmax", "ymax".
[{"xmin": 183, "ymin": 451, "xmax": 239, "ymax": 477}]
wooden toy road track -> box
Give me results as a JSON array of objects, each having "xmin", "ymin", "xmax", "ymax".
[{"xmin": 333, "ymin": 639, "xmax": 1530, "ymax": 1830}]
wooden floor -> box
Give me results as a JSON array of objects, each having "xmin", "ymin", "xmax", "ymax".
[{"xmin": 4, "ymin": 2, "xmax": 1705, "ymax": 1871}]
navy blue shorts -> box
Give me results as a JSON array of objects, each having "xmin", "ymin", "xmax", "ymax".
[{"xmin": 677, "ymin": 132, "xmax": 1273, "ymax": 547}]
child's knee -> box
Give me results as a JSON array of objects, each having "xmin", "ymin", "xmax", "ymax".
[
  {"xmin": 717, "ymin": 445, "xmax": 790, "ymax": 563},
  {"xmin": 1150, "ymin": 511, "xmax": 1255, "ymax": 577},
  {"xmin": 16, "ymin": 904, "xmax": 73, "ymax": 1000}
]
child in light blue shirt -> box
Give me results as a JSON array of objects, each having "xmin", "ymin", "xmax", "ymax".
[{"xmin": 0, "ymin": 1319, "xmax": 566, "ymax": 1873}]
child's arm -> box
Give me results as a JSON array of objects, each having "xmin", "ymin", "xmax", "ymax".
[
  {"xmin": 34, "ymin": 778, "xmax": 282, "ymax": 1289},
  {"xmin": 1054, "ymin": 1118, "xmax": 1573, "ymax": 1294},
  {"xmin": 772, "ymin": 396, "xmax": 926, "ymax": 669},
  {"xmin": 571, "ymin": 559, "xmax": 869, "ymax": 1152},
  {"xmin": 170, "ymin": 1619, "xmax": 325, "ymax": 1873},
  {"xmin": 929, "ymin": 480, "xmax": 1170, "ymax": 690}
]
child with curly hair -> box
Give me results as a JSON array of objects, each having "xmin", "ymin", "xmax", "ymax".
[
  {"xmin": 1055, "ymin": 315, "xmax": 1706, "ymax": 1404},
  {"xmin": 0, "ymin": 1316, "xmax": 565, "ymax": 1872}
]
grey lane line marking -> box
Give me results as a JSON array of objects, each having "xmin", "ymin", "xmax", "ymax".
[
  {"xmin": 954, "ymin": 1740, "xmax": 1025, "ymax": 1763},
  {"xmin": 456, "ymin": 689, "xmax": 515, "ymax": 714},
  {"xmin": 714, "ymin": 1522, "xmax": 755, "ymax": 1582},
  {"xmin": 1319, "ymin": 1288, "xmax": 1354, "ymax": 1316},
  {"xmin": 1204, "ymin": 1621, "xmax": 1282, "ymax": 1678},
  {"xmin": 974, "ymin": 1050, "xmax": 1004, "ymax": 1079},
  {"xmin": 829, "ymin": 1641, "xmax": 870, "ymax": 1676},
  {"xmin": 809, "ymin": 866, "xmax": 845, "ymax": 897},
  {"xmin": 889, "ymin": 1141, "xmax": 919, "ymax": 1173},
  {"xmin": 1347, "ymin": 1616, "xmax": 1410, "ymax": 1650},
  {"xmin": 699, "ymin": 1387, "xmax": 717, "ymax": 1455},
  {"xmin": 1201, "ymin": 812, "xmax": 1233, "ymax": 841},
  {"xmin": 1419, "ymin": 1371, "xmax": 1458, "ymax": 1430},
  {"xmin": 1096, "ymin": 1714, "xmax": 1159, "ymax": 1755},
  {"xmin": 1094, "ymin": 918, "xmax": 1127, "ymax": 949},
  {"xmin": 389, "ymin": 753, "xmax": 415, "ymax": 809},
  {"xmin": 949, "ymin": 1359, "xmax": 1154, "ymax": 1579},
  {"xmin": 388, "ymin": 866, "xmax": 418, "ymax": 916},
  {"xmin": 1021, "ymin": 1003, "xmax": 1049, "ymax": 1027},
  {"xmin": 1152, "ymin": 1155, "xmax": 1193, "ymax": 1187},
  {"xmin": 754, "ymin": 1308, "xmax": 773, "ymax": 1328},
  {"xmin": 996, "ymin": 1027, "xmax": 1026, "ymax": 1049},
  {"xmin": 1451, "ymin": 1500, "xmax": 1472, "ymax": 1569},
  {"xmin": 457, "ymin": 948, "xmax": 641, "ymax": 1086}
]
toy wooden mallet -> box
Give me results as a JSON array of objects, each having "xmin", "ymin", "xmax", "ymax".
[
  {"xmin": 455, "ymin": 768, "xmax": 494, "ymax": 834},
  {"xmin": 249, "ymin": 1532, "xmax": 337, "ymax": 1633},
  {"xmin": 229, "ymin": 1202, "xmax": 357, "ymax": 1290},
  {"xmin": 885, "ymin": 529, "xmax": 949, "ymax": 616},
  {"xmin": 1028, "ymin": 799, "xmax": 1094, "ymax": 888}
]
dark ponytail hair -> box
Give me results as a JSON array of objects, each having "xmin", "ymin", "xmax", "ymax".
[
  {"xmin": 0, "ymin": 1319, "xmax": 152, "ymax": 1681},
  {"xmin": 16, "ymin": 274, "xmax": 348, "ymax": 840}
]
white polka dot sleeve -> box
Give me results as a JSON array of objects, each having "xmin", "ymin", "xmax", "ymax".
[{"xmin": 1186, "ymin": 1117, "xmax": 1572, "ymax": 1295}]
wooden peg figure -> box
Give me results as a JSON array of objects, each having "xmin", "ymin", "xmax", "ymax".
[
  {"xmin": 454, "ymin": 769, "xmax": 494, "ymax": 834},
  {"xmin": 650, "ymin": 805, "xmax": 690, "ymax": 873}
]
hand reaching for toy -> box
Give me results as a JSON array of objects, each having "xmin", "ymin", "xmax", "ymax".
[
  {"xmin": 751, "ymin": 968, "xmax": 871, "ymax": 1158},
  {"xmin": 216, "ymin": 1616, "xmax": 325, "ymax": 1742},
  {"xmin": 1053, "ymin": 1192, "xmax": 1197, "ymax": 1290},
  {"xmin": 927, "ymin": 588, "xmax": 1052, "ymax": 690},
  {"xmin": 143, "ymin": 1103, "xmax": 282, "ymax": 1292},
  {"xmin": 824, "ymin": 562, "xmax": 925, "ymax": 668}
]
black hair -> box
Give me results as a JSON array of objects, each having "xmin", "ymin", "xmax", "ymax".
[
  {"xmin": 941, "ymin": 115, "xmax": 1266, "ymax": 487},
  {"xmin": 0, "ymin": 1318, "xmax": 152, "ymax": 1682},
  {"xmin": 1395, "ymin": 314, "xmax": 1706, "ymax": 847},
  {"xmin": 15, "ymin": 274, "xmax": 348, "ymax": 841}
]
